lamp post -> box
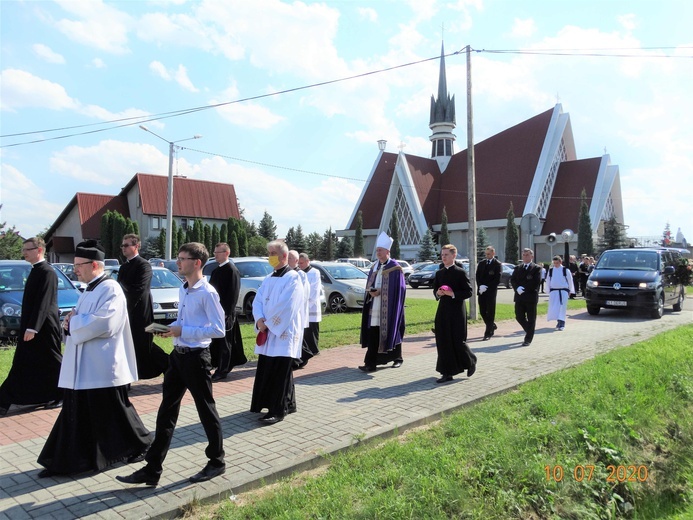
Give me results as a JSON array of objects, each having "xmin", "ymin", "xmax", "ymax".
[{"xmin": 139, "ymin": 126, "xmax": 201, "ymax": 260}]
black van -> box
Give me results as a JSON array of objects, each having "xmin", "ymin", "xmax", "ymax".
[{"xmin": 585, "ymin": 247, "xmax": 686, "ymax": 319}]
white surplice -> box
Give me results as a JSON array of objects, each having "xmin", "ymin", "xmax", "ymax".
[{"xmin": 546, "ymin": 266, "xmax": 575, "ymax": 322}]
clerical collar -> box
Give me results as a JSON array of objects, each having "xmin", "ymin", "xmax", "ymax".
[
  {"xmin": 444, "ymin": 263, "xmax": 455, "ymax": 269},
  {"xmin": 86, "ymin": 274, "xmax": 108, "ymax": 292},
  {"xmin": 303, "ymin": 265, "xmax": 312, "ymax": 273},
  {"xmin": 33, "ymin": 259, "xmax": 46, "ymax": 268},
  {"xmin": 272, "ymin": 265, "xmax": 291, "ymax": 277},
  {"xmin": 218, "ymin": 260, "xmax": 230, "ymax": 267}
]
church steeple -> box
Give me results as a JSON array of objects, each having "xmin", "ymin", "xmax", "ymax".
[{"xmin": 429, "ymin": 42, "xmax": 456, "ymax": 173}]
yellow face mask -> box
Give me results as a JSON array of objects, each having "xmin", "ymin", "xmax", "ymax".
[{"xmin": 268, "ymin": 254, "xmax": 280, "ymax": 268}]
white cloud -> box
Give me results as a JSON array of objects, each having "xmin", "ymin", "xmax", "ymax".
[
  {"xmin": 51, "ymin": 0, "xmax": 133, "ymax": 54},
  {"xmin": 0, "ymin": 164, "xmax": 64, "ymax": 235},
  {"xmin": 357, "ymin": 7, "xmax": 378, "ymax": 22},
  {"xmin": 212, "ymin": 83, "xmax": 284, "ymax": 129},
  {"xmin": 0, "ymin": 69, "xmax": 78, "ymax": 111},
  {"xmin": 174, "ymin": 65, "xmax": 199, "ymax": 93},
  {"xmin": 149, "ymin": 61, "xmax": 171, "ymax": 80},
  {"xmin": 91, "ymin": 58, "xmax": 106, "ymax": 68},
  {"xmin": 32, "ymin": 44, "xmax": 66, "ymax": 64},
  {"xmin": 510, "ymin": 18, "xmax": 537, "ymax": 38},
  {"xmin": 617, "ymin": 13, "xmax": 637, "ymax": 32}
]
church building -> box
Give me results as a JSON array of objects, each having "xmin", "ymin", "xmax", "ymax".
[{"xmin": 339, "ymin": 44, "xmax": 625, "ymax": 263}]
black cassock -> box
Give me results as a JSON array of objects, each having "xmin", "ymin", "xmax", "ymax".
[
  {"xmin": 208, "ymin": 262, "xmax": 247, "ymax": 372},
  {"xmin": 117, "ymin": 256, "xmax": 168, "ymax": 379},
  {"xmin": 433, "ymin": 264, "xmax": 476, "ymax": 377},
  {"xmin": 0, "ymin": 261, "xmax": 62, "ymax": 408}
]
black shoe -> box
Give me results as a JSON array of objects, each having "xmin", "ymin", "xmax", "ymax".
[
  {"xmin": 358, "ymin": 365, "xmax": 376, "ymax": 373},
  {"xmin": 482, "ymin": 335, "xmax": 490, "ymax": 341},
  {"xmin": 392, "ymin": 360, "xmax": 403, "ymax": 368},
  {"xmin": 126, "ymin": 446, "xmax": 149, "ymax": 464},
  {"xmin": 44, "ymin": 399, "xmax": 63, "ymax": 410},
  {"xmin": 189, "ymin": 462, "xmax": 226, "ymax": 483},
  {"xmin": 493, "ymin": 324, "xmax": 497, "ymax": 330},
  {"xmin": 521, "ymin": 341, "xmax": 531, "ymax": 347},
  {"xmin": 259, "ymin": 415, "xmax": 284, "ymax": 425},
  {"xmin": 38, "ymin": 468, "xmax": 56, "ymax": 478},
  {"xmin": 436, "ymin": 375, "xmax": 453, "ymax": 384},
  {"xmin": 0, "ymin": 405, "xmax": 8, "ymax": 417},
  {"xmin": 287, "ymin": 407, "xmax": 297, "ymax": 415},
  {"xmin": 116, "ymin": 467, "xmax": 160, "ymax": 486},
  {"xmin": 467, "ymin": 365, "xmax": 476, "ymax": 377},
  {"xmin": 211, "ymin": 372, "xmax": 228, "ymax": 381}
]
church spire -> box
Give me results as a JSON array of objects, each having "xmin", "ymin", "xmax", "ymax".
[{"xmin": 429, "ymin": 41, "xmax": 456, "ymax": 173}]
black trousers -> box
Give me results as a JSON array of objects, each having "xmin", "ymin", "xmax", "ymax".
[
  {"xmin": 478, "ymin": 290, "xmax": 498, "ymax": 336},
  {"xmin": 363, "ymin": 326, "xmax": 402, "ymax": 367},
  {"xmin": 515, "ymin": 301, "xmax": 537, "ymax": 343},
  {"xmin": 145, "ymin": 348, "xmax": 224, "ymax": 474},
  {"xmin": 301, "ymin": 322, "xmax": 320, "ymax": 364}
]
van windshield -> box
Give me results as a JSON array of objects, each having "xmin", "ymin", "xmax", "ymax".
[{"xmin": 596, "ymin": 251, "xmax": 659, "ymax": 271}]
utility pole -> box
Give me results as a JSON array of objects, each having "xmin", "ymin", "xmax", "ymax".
[{"xmin": 466, "ymin": 45, "xmax": 478, "ymax": 320}]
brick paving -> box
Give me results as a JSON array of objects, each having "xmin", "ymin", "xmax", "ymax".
[{"xmin": 1, "ymin": 303, "xmax": 690, "ymax": 519}]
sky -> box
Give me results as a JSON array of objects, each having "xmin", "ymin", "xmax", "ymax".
[{"xmin": 1, "ymin": 0, "xmax": 691, "ymax": 244}]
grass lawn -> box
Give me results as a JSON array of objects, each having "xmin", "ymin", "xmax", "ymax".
[
  {"xmin": 204, "ymin": 324, "xmax": 693, "ymax": 519},
  {"xmin": 0, "ymin": 298, "xmax": 586, "ymax": 380}
]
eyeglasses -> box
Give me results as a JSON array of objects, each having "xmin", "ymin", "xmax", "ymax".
[
  {"xmin": 176, "ymin": 257, "xmax": 196, "ymax": 263},
  {"xmin": 73, "ymin": 261, "xmax": 93, "ymax": 268},
  {"xmin": 21, "ymin": 247, "xmax": 38, "ymax": 252},
  {"xmin": 120, "ymin": 243, "xmax": 134, "ymax": 248}
]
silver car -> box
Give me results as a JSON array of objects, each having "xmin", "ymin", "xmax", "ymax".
[
  {"xmin": 311, "ymin": 261, "xmax": 368, "ymax": 313},
  {"xmin": 105, "ymin": 266, "xmax": 183, "ymax": 323}
]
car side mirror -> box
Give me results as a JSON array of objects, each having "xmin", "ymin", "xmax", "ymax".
[{"xmin": 663, "ymin": 265, "xmax": 675, "ymax": 274}]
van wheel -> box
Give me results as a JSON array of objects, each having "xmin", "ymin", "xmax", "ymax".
[
  {"xmin": 587, "ymin": 305, "xmax": 600, "ymax": 315},
  {"xmin": 672, "ymin": 290, "xmax": 684, "ymax": 312},
  {"xmin": 651, "ymin": 294, "xmax": 664, "ymax": 319}
]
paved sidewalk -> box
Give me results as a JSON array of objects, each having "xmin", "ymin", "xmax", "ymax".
[{"xmin": 1, "ymin": 305, "xmax": 691, "ymax": 519}]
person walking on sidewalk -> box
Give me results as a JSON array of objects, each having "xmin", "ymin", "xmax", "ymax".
[
  {"xmin": 117, "ymin": 242, "xmax": 226, "ymax": 486},
  {"xmin": 434, "ymin": 244, "xmax": 476, "ymax": 383},
  {"xmin": 0, "ymin": 237, "xmax": 63, "ymax": 416},
  {"xmin": 250, "ymin": 241, "xmax": 305, "ymax": 425},
  {"xmin": 359, "ymin": 232, "xmax": 406, "ymax": 373},
  {"xmin": 297, "ymin": 252, "xmax": 322, "ymax": 368},
  {"xmin": 475, "ymin": 245, "xmax": 502, "ymax": 341},
  {"xmin": 511, "ymin": 248, "xmax": 542, "ymax": 346},
  {"xmin": 38, "ymin": 240, "xmax": 152, "ymax": 478},
  {"xmin": 546, "ymin": 255, "xmax": 575, "ymax": 331}
]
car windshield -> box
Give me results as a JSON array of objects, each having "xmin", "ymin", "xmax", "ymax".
[
  {"xmin": 420, "ymin": 264, "xmax": 439, "ymax": 272},
  {"xmin": 236, "ymin": 261, "xmax": 273, "ymax": 278},
  {"xmin": 151, "ymin": 269, "xmax": 183, "ymax": 289},
  {"xmin": 596, "ymin": 251, "xmax": 659, "ymax": 271},
  {"xmin": 0, "ymin": 264, "xmax": 74, "ymax": 292},
  {"xmin": 322, "ymin": 264, "xmax": 368, "ymax": 280}
]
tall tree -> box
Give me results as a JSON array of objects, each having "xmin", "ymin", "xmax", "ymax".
[
  {"xmin": 100, "ymin": 211, "xmax": 114, "ymax": 258},
  {"xmin": 258, "ymin": 211, "xmax": 277, "ymax": 241},
  {"xmin": 211, "ymin": 224, "xmax": 220, "ymax": 250},
  {"xmin": 111, "ymin": 212, "xmax": 126, "ymax": 260},
  {"xmin": 439, "ymin": 206, "xmax": 450, "ymax": 246},
  {"xmin": 247, "ymin": 235, "xmax": 268, "ymax": 256},
  {"xmin": 306, "ymin": 231, "xmax": 322, "ymax": 260},
  {"xmin": 171, "ymin": 220, "xmax": 179, "ymax": 257},
  {"xmin": 192, "ymin": 218, "xmax": 204, "ymax": 243},
  {"xmin": 219, "ymin": 223, "xmax": 228, "ymax": 245},
  {"xmin": 319, "ymin": 227, "xmax": 337, "ymax": 261},
  {"xmin": 354, "ymin": 211, "xmax": 364, "ymax": 257},
  {"xmin": 577, "ymin": 188, "xmax": 594, "ymax": 256},
  {"xmin": 337, "ymin": 236, "xmax": 354, "ymax": 258},
  {"xmin": 203, "ymin": 223, "xmax": 212, "ymax": 253},
  {"xmin": 124, "ymin": 219, "xmax": 135, "ymax": 236},
  {"xmin": 177, "ymin": 227, "xmax": 186, "ymax": 252},
  {"xmin": 284, "ymin": 226, "xmax": 297, "ymax": 250},
  {"xmin": 131, "ymin": 220, "xmax": 139, "ymax": 236},
  {"xmin": 389, "ymin": 208, "xmax": 401, "ymax": 259},
  {"xmin": 229, "ymin": 231, "xmax": 239, "ymax": 257},
  {"xmin": 477, "ymin": 226, "xmax": 489, "ymax": 259},
  {"xmin": 293, "ymin": 225, "xmax": 307, "ymax": 253},
  {"xmin": 157, "ymin": 228, "xmax": 166, "ymax": 258},
  {"xmin": 0, "ymin": 222, "xmax": 23, "ymax": 260},
  {"xmin": 238, "ymin": 229, "xmax": 248, "ymax": 257},
  {"xmin": 140, "ymin": 236, "xmax": 161, "ymax": 259},
  {"xmin": 598, "ymin": 216, "xmax": 627, "ymax": 253},
  {"xmin": 418, "ymin": 229, "xmax": 437, "ymax": 261},
  {"xmin": 505, "ymin": 202, "xmax": 519, "ymax": 264}
]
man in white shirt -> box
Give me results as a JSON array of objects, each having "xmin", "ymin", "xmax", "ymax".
[
  {"xmin": 250, "ymin": 241, "xmax": 305, "ymax": 425},
  {"xmin": 117, "ymin": 242, "xmax": 226, "ymax": 486},
  {"xmin": 297, "ymin": 252, "xmax": 322, "ymax": 368},
  {"xmin": 546, "ymin": 255, "xmax": 575, "ymax": 331}
]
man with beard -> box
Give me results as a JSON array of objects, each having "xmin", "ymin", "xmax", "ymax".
[
  {"xmin": 433, "ymin": 244, "xmax": 475, "ymax": 383},
  {"xmin": 0, "ymin": 237, "xmax": 62, "ymax": 415}
]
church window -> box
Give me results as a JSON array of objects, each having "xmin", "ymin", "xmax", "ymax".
[
  {"xmin": 436, "ymin": 140, "xmax": 445, "ymax": 157},
  {"xmin": 445, "ymin": 139, "xmax": 452, "ymax": 156},
  {"xmin": 388, "ymin": 186, "xmax": 420, "ymax": 246},
  {"xmin": 536, "ymin": 139, "xmax": 567, "ymax": 218}
]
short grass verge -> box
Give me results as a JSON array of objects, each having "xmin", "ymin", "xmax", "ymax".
[{"xmin": 205, "ymin": 324, "xmax": 693, "ymax": 519}]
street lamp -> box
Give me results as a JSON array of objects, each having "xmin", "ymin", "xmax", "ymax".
[{"xmin": 139, "ymin": 125, "xmax": 202, "ymax": 260}]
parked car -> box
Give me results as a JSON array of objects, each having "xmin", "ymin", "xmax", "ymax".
[
  {"xmin": 104, "ymin": 258, "xmax": 120, "ymax": 267},
  {"xmin": 585, "ymin": 247, "xmax": 686, "ymax": 319},
  {"xmin": 336, "ymin": 258, "xmax": 373, "ymax": 273},
  {"xmin": 411, "ymin": 261, "xmax": 434, "ymax": 271},
  {"xmin": 0, "ymin": 260, "xmax": 82, "ymax": 340},
  {"xmin": 408, "ymin": 263, "xmax": 440, "ymax": 289},
  {"xmin": 396, "ymin": 260, "xmax": 414, "ymax": 281},
  {"xmin": 500, "ymin": 263, "xmax": 515, "ymax": 289},
  {"xmin": 204, "ymin": 257, "xmax": 274, "ymax": 318},
  {"xmin": 148, "ymin": 259, "xmax": 182, "ymax": 279},
  {"xmin": 105, "ymin": 265, "xmax": 183, "ymax": 323},
  {"xmin": 53, "ymin": 262, "xmax": 87, "ymax": 291},
  {"xmin": 312, "ymin": 261, "xmax": 368, "ymax": 313}
]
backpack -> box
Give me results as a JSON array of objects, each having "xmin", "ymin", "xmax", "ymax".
[{"xmin": 548, "ymin": 266, "xmax": 568, "ymax": 280}]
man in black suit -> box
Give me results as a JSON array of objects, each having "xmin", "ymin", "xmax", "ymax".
[
  {"xmin": 0, "ymin": 237, "xmax": 62, "ymax": 415},
  {"xmin": 118, "ymin": 234, "xmax": 168, "ymax": 379},
  {"xmin": 208, "ymin": 242, "xmax": 246, "ymax": 380},
  {"xmin": 475, "ymin": 245, "xmax": 502, "ymax": 341},
  {"xmin": 510, "ymin": 248, "xmax": 542, "ymax": 346}
]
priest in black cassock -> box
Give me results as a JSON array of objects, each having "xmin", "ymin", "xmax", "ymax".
[
  {"xmin": 0, "ymin": 237, "xmax": 62, "ymax": 416},
  {"xmin": 433, "ymin": 244, "xmax": 476, "ymax": 383},
  {"xmin": 208, "ymin": 242, "xmax": 246, "ymax": 380},
  {"xmin": 117, "ymin": 234, "xmax": 168, "ymax": 379}
]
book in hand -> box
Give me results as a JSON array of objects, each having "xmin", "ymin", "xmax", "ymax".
[{"xmin": 145, "ymin": 323, "xmax": 170, "ymax": 334}]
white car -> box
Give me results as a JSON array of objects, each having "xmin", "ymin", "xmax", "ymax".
[
  {"xmin": 106, "ymin": 266, "xmax": 183, "ymax": 323},
  {"xmin": 395, "ymin": 260, "xmax": 414, "ymax": 281},
  {"xmin": 312, "ymin": 261, "xmax": 368, "ymax": 313}
]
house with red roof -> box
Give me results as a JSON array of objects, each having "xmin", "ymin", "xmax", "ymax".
[
  {"xmin": 340, "ymin": 45, "xmax": 624, "ymax": 264},
  {"xmin": 44, "ymin": 173, "xmax": 240, "ymax": 262}
]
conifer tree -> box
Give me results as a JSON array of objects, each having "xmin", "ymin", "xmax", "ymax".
[
  {"xmin": 211, "ymin": 224, "xmax": 220, "ymax": 249},
  {"xmin": 100, "ymin": 211, "xmax": 114, "ymax": 258},
  {"xmin": 418, "ymin": 229, "xmax": 437, "ymax": 261},
  {"xmin": 238, "ymin": 229, "xmax": 248, "ymax": 257},
  {"xmin": 477, "ymin": 226, "xmax": 489, "ymax": 258},
  {"xmin": 306, "ymin": 232, "xmax": 322, "ymax": 260},
  {"xmin": 219, "ymin": 223, "xmax": 228, "ymax": 245},
  {"xmin": 354, "ymin": 211, "xmax": 364, "ymax": 257},
  {"xmin": 285, "ymin": 227, "xmax": 296, "ymax": 250},
  {"xmin": 158, "ymin": 228, "xmax": 166, "ymax": 258},
  {"xmin": 204, "ymin": 223, "xmax": 212, "ymax": 253},
  {"xmin": 505, "ymin": 202, "xmax": 519, "ymax": 264},
  {"xmin": 230, "ymin": 231, "xmax": 239, "ymax": 257},
  {"xmin": 598, "ymin": 217, "xmax": 627, "ymax": 253},
  {"xmin": 319, "ymin": 227, "xmax": 337, "ymax": 260},
  {"xmin": 258, "ymin": 211, "xmax": 277, "ymax": 240},
  {"xmin": 389, "ymin": 208, "xmax": 401, "ymax": 259},
  {"xmin": 439, "ymin": 206, "xmax": 450, "ymax": 247},
  {"xmin": 577, "ymin": 188, "xmax": 594, "ymax": 256},
  {"xmin": 294, "ymin": 225, "xmax": 307, "ymax": 253},
  {"xmin": 337, "ymin": 236, "xmax": 354, "ymax": 258},
  {"xmin": 171, "ymin": 220, "xmax": 179, "ymax": 257}
]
